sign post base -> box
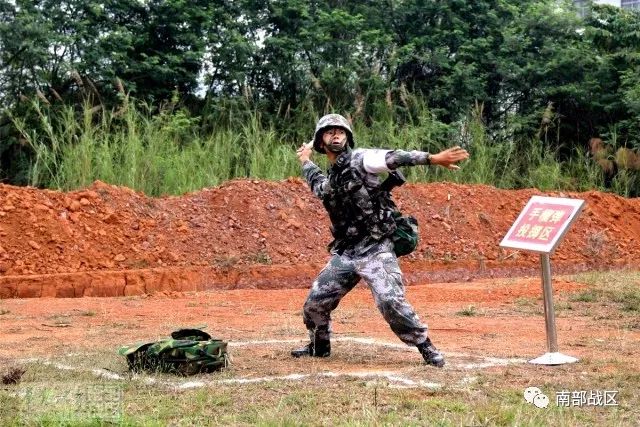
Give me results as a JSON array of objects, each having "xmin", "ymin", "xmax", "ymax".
[{"xmin": 529, "ymin": 352, "xmax": 578, "ymax": 365}]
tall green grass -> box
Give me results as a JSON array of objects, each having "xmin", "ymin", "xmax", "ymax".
[
  {"xmin": 12, "ymin": 95, "xmax": 615, "ymax": 196},
  {"xmin": 12, "ymin": 98, "xmax": 303, "ymax": 196}
]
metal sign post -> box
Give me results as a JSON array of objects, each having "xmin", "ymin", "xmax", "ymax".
[{"xmin": 500, "ymin": 196, "xmax": 585, "ymax": 365}]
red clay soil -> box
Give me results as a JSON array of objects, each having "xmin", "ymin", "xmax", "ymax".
[
  {"xmin": 0, "ymin": 278, "xmax": 597, "ymax": 360},
  {"xmin": 1, "ymin": 179, "xmax": 639, "ymax": 298}
]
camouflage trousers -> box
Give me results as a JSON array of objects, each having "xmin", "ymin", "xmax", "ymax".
[{"xmin": 302, "ymin": 246, "xmax": 428, "ymax": 346}]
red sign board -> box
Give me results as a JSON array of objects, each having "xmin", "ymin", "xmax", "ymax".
[{"xmin": 500, "ymin": 196, "xmax": 584, "ymax": 254}]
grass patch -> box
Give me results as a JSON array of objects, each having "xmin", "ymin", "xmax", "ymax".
[
  {"xmin": 570, "ymin": 270, "xmax": 640, "ymax": 313},
  {"xmin": 455, "ymin": 305, "xmax": 479, "ymax": 317},
  {"xmin": 570, "ymin": 290, "xmax": 599, "ymax": 303},
  {"xmin": 512, "ymin": 297, "xmax": 543, "ymax": 316},
  {"xmin": 555, "ymin": 301, "xmax": 573, "ymax": 312},
  {"xmin": 608, "ymin": 288, "xmax": 640, "ymax": 312},
  {"xmin": 514, "ymin": 297, "xmax": 536, "ymax": 307},
  {"xmin": 2, "ymin": 366, "xmax": 637, "ymax": 426}
]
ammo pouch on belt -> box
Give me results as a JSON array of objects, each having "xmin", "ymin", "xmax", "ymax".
[
  {"xmin": 118, "ymin": 329, "xmax": 228, "ymax": 375},
  {"xmin": 391, "ymin": 211, "xmax": 419, "ymax": 256},
  {"xmin": 382, "ymin": 170, "xmax": 419, "ymax": 257}
]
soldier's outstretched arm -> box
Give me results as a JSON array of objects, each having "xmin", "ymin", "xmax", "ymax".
[{"xmin": 385, "ymin": 146, "xmax": 469, "ymax": 171}]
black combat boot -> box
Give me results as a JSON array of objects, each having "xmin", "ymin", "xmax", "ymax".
[
  {"xmin": 291, "ymin": 339, "xmax": 331, "ymax": 358},
  {"xmin": 417, "ymin": 338, "xmax": 445, "ymax": 367}
]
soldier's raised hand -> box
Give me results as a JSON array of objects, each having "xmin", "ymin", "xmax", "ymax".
[
  {"xmin": 296, "ymin": 141, "xmax": 314, "ymax": 164},
  {"xmin": 429, "ymin": 146, "xmax": 469, "ymax": 170}
]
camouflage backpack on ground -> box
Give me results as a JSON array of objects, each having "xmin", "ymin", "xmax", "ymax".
[{"xmin": 118, "ymin": 329, "xmax": 228, "ymax": 375}]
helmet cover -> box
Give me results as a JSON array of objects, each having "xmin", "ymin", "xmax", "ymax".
[{"xmin": 313, "ymin": 114, "xmax": 354, "ymax": 153}]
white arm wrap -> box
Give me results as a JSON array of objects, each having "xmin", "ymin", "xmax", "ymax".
[{"xmin": 362, "ymin": 149, "xmax": 392, "ymax": 174}]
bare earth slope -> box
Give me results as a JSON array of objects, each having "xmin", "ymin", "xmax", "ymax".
[{"xmin": 1, "ymin": 179, "xmax": 639, "ymax": 297}]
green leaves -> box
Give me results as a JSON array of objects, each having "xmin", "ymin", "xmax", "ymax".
[
  {"xmin": 1, "ymin": 0, "xmax": 639, "ymax": 191},
  {"xmin": 0, "ymin": 0, "xmax": 215, "ymax": 106}
]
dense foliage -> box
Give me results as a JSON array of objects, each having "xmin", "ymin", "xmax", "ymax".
[{"xmin": 0, "ymin": 0, "xmax": 638, "ymax": 194}]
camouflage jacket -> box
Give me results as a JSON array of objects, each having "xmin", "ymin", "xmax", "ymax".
[{"xmin": 302, "ymin": 148, "xmax": 431, "ymax": 255}]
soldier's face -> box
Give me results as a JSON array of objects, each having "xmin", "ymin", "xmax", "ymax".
[{"xmin": 322, "ymin": 127, "xmax": 347, "ymax": 153}]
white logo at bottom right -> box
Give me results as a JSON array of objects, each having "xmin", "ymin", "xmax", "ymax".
[{"xmin": 524, "ymin": 386, "xmax": 550, "ymax": 409}]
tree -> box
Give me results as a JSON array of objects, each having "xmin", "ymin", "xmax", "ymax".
[
  {"xmin": 0, "ymin": 0, "xmax": 215, "ymax": 106},
  {"xmin": 582, "ymin": 5, "xmax": 640, "ymax": 146}
]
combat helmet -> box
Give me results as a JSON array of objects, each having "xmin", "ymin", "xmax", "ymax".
[{"xmin": 313, "ymin": 114, "xmax": 355, "ymax": 153}]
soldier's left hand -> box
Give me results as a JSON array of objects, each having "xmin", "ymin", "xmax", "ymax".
[{"xmin": 430, "ymin": 146, "xmax": 469, "ymax": 170}]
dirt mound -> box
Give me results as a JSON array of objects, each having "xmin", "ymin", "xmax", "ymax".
[{"xmin": 1, "ymin": 179, "xmax": 639, "ymax": 297}]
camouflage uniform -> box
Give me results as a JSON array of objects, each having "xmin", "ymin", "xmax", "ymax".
[{"xmin": 301, "ymin": 147, "xmax": 432, "ymax": 347}]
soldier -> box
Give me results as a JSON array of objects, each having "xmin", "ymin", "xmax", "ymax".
[{"xmin": 292, "ymin": 113, "xmax": 469, "ymax": 367}]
